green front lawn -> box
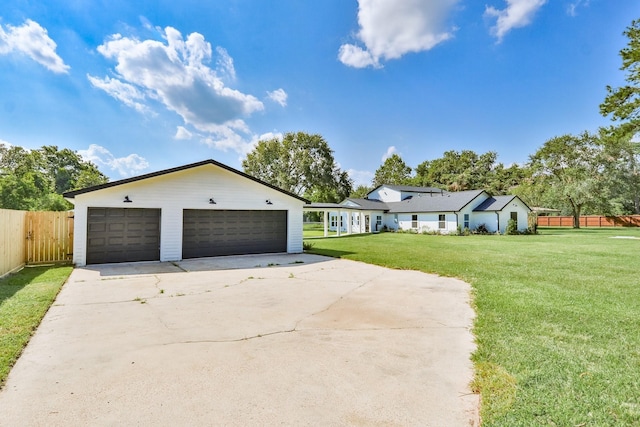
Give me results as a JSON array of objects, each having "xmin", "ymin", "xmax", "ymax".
[
  {"xmin": 305, "ymin": 228, "xmax": 640, "ymax": 426},
  {"xmin": 0, "ymin": 266, "xmax": 73, "ymax": 387}
]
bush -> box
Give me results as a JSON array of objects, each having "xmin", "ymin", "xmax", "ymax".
[
  {"xmin": 302, "ymin": 241, "xmax": 315, "ymax": 251},
  {"xmin": 506, "ymin": 219, "xmax": 518, "ymax": 235},
  {"xmin": 475, "ymin": 224, "xmax": 490, "ymax": 235}
]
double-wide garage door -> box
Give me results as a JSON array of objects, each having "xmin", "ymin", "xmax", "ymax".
[
  {"xmin": 183, "ymin": 210, "xmax": 287, "ymax": 258},
  {"xmin": 86, "ymin": 208, "xmax": 288, "ymax": 264},
  {"xmin": 86, "ymin": 208, "xmax": 161, "ymax": 265}
]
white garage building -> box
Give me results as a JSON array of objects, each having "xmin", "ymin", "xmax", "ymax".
[{"xmin": 63, "ymin": 160, "xmax": 308, "ymax": 266}]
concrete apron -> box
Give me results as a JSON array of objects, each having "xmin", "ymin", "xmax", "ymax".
[{"xmin": 0, "ymin": 254, "xmax": 479, "ymax": 426}]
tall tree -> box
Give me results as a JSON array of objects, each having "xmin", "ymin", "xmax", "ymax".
[
  {"xmin": 528, "ymin": 132, "xmax": 604, "ymax": 228},
  {"xmin": 600, "ymin": 18, "xmax": 640, "ymax": 139},
  {"xmin": 242, "ymin": 132, "xmax": 352, "ymax": 202},
  {"xmin": 349, "ymin": 185, "xmax": 372, "ymax": 199},
  {"xmin": 0, "ymin": 144, "xmax": 108, "ymax": 211},
  {"xmin": 600, "ymin": 18, "xmax": 640, "ymax": 213},
  {"xmin": 372, "ymin": 154, "xmax": 412, "ymax": 187},
  {"xmin": 413, "ymin": 149, "xmax": 526, "ymax": 194}
]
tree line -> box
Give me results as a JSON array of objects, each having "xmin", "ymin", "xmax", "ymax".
[{"xmin": 0, "ymin": 145, "xmax": 107, "ymax": 211}]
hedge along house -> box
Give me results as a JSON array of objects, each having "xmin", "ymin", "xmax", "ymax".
[
  {"xmin": 63, "ymin": 160, "xmax": 309, "ymax": 266},
  {"xmin": 306, "ymin": 184, "xmax": 531, "ymax": 235}
]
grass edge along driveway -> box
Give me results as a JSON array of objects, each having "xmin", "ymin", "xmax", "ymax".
[
  {"xmin": 306, "ymin": 228, "xmax": 640, "ymax": 426},
  {"xmin": 0, "ymin": 265, "xmax": 73, "ymax": 387}
]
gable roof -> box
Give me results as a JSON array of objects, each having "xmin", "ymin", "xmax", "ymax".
[
  {"xmin": 63, "ymin": 159, "xmax": 310, "ymax": 203},
  {"xmin": 474, "ymin": 195, "xmax": 531, "ymax": 212},
  {"xmin": 386, "ymin": 190, "xmax": 487, "ymax": 213},
  {"xmin": 342, "ymin": 198, "xmax": 389, "ymax": 210},
  {"xmin": 367, "ymin": 184, "xmax": 445, "ymax": 196}
]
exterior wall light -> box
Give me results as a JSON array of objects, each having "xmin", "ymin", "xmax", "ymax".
[
  {"xmin": 209, "ymin": 198, "xmax": 216, "ymax": 204},
  {"xmin": 123, "ymin": 196, "xmax": 132, "ymax": 203},
  {"xmin": 266, "ymin": 199, "xmax": 273, "ymax": 205}
]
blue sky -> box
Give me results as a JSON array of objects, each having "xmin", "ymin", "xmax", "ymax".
[{"xmin": 0, "ymin": 1, "xmax": 637, "ymax": 186}]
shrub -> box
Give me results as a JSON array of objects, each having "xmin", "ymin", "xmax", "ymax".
[
  {"xmin": 302, "ymin": 241, "xmax": 315, "ymax": 251},
  {"xmin": 475, "ymin": 224, "xmax": 490, "ymax": 235},
  {"xmin": 506, "ymin": 219, "xmax": 518, "ymax": 235}
]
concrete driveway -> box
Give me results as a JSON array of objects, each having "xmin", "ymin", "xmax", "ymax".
[{"xmin": 0, "ymin": 254, "xmax": 478, "ymax": 426}]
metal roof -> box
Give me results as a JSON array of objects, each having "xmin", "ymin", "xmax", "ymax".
[
  {"xmin": 62, "ymin": 159, "xmax": 310, "ymax": 203},
  {"xmin": 367, "ymin": 184, "xmax": 446, "ymax": 196},
  {"xmin": 473, "ymin": 195, "xmax": 531, "ymax": 212},
  {"xmin": 342, "ymin": 198, "xmax": 389, "ymax": 210},
  {"xmin": 386, "ymin": 190, "xmax": 486, "ymax": 213}
]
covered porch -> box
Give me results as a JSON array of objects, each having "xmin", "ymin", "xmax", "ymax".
[{"xmin": 304, "ymin": 203, "xmax": 380, "ymax": 237}]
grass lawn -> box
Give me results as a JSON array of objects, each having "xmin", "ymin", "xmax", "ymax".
[
  {"xmin": 0, "ymin": 265, "xmax": 73, "ymax": 387},
  {"xmin": 305, "ymin": 228, "xmax": 640, "ymax": 426},
  {"xmin": 303, "ymin": 221, "xmax": 339, "ymax": 238}
]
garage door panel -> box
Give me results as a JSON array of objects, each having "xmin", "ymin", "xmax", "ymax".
[
  {"xmin": 183, "ymin": 210, "xmax": 287, "ymax": 258},
  {"xmin": 87, "ymin": 208, "xmax": 160, "ymax": 264}
]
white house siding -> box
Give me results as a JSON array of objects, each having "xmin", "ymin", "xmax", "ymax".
[
  {"xmin": 470, "ymin": 200, "xmax": 531, "ymax": 233},
  {"xmin": 471, "ymin": 212, "xmax": 500, "ymax": 233},
  {"xmin": 69, "ymin": 164, "xmax": 304, "ymax": 266},
  {"xmin": 396, "ymin": 213, "xmax": 457, "ymax": 234},
  {"xmin": 497, "ymin": 199, "xmax": 530, "ymax": 233},
  {"xmin": 368, "ymin": 187, "xmax": 402, "ymax": 202}
]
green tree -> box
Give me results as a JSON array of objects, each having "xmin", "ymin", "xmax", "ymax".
[
  {"xmin": 528, "ymin": 132, "xmax": 605, "ymax": 228},
  {"xmin": 0, "ymin": 144, "xmax": 108, "ymax": 211},
  {"xmin": 600, "ymin": 18, "xmax": 640, "ymax": 139},
  {"xmin": 242, "ymin": 132, "xmax": 352, "ymax": 202},
  {"xmin": 372, "ymin": 154, "xmax": 412, "ymax": 187},
  {"xmin": 600, "ymin": 19, "xmax": 640, "ymax": 214},
  {"xmin": 349, "ymin": 185, "xmax": 372, "ymax": 199},
  {"xmin": 413, "ymin": 150, "xmax": 525, "ymax": 193}
]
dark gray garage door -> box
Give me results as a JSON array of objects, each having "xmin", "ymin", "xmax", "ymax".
[
  {"xmin": 183, "ymin": 210, "xmax": 287, "ymax": 258},
  {"xmin": 87, "ymin": 208, "xmax": 161, "ymax": 264}
]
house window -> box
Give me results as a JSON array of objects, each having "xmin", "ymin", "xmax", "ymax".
[
  {"xmin": 411, "ymin": 214, "xmax": 418, "ymax": 229},
  {"xmin": 376, "ymin": 215, "xmax": 382, "ymax": 227},
  {"xmin": 438, "ymin": 214, "xmax": 446, "ymax": 229},
  {"xmin": 464, "ymin": 214, "xmax": 470, "ymax": 229},
  {"xmin": 330, "ymin": 216, "xmax": 337, "ymax": 228},
  {"xmin": 510, "ymin": 212, "xmax": 518, "ymax": 228}
]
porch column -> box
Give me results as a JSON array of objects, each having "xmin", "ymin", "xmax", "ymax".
[
  {"xmin": 360, "ymin": 212, "xmax": 365, "ymax": 234},
  {"xmin": 337, "ymin": 210, "xmax": 342, "ymax": 236},
  {"xmin": 323, "ymin": 210, "xmax": 328, "ymax": 237},
  {"xmin": 368, "ymin": 212, "xmax": 373, "ymax": 233},
  {"xmin": 347, "ymin": 211, "xmax": 352, "ymax": 235}
]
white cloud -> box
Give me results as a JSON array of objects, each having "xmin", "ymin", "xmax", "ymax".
[
  {"xmin": 339, "ymin": 0, "xmax": 460, "ymax": 69},
  {"xmin": 78, "ymin": 144, "xmax": 149, "ymax": 177},
  {"xmin": 0, "ymin": 138, "xmax": 12, "ymax": 148},
  {"xmin": 0, "ymin": 19, "xmax": 70, "ymax": 73},
  {"xmin": 215, "ymin": 46, "xmax": 236, "ymax": 82},
  {"xmin": 89, "ymin": 26, "xmax": 266, "ymax": 155},
  {"xmin": 87, "ymin": 75, "xmax": 151, "ymax": 114},
  {"xmin": 566, "ymin": 0, "xmax": 589, "ymax": 17},
  {"xmin": 382, "ymin": 145, "xmax": 398, "ymax": 161},
  {"xmin": 347, "ymin": 169, "xmax": 374, "ymax": 187},
  {"xmin": 267, "ymin": 88, "xmax": 288, "ymax": 107},
  {"xmin": 174, "ymin": 126, "xmax": 193, "ymax": 140},
  {"xmin": 485, "ymin": 0, "xmax": 547, "ymax": 42}
]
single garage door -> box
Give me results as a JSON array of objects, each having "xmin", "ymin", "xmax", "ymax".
[
  {"xmin": 87, "ymin": 208, "xmax": 161, "ymax": 264},
  {"xmin": 183, "ymin": 210, "xmax": 287, "ymax": 258}
]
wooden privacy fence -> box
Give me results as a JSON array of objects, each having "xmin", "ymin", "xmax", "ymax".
[
  {"xmin": 1, "ymin": 209, "xmax": 73, "ymax": 278},
  {"xmin": 25, "ymin": 211, "xmax": 74, "ymax": 264},
  {"xmin": 537, "ymin": 215, "xmax": 640, "ymax": 227},
  {"xmin": 0, "ymin": 209, "xmax": 27, "ymax": 277}
]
